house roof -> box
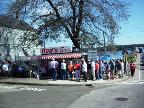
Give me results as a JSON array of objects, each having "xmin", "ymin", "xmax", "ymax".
[{"xmin": 0, "ymin": 15, "xmax": 35, "ymax": 31}]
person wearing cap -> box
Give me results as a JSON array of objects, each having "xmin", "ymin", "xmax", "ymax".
[{"xmin": 81, "ymin": 59, "xmax": 87, "ymax": 82}]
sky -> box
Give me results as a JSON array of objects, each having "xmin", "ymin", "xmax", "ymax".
[
  {"xmin": 115, "ymin": 0, "xmax": 144, "ymax": 45},
  {"xmin": 0, "ymin": 0, "xmax": 144, "ymax": 46}
]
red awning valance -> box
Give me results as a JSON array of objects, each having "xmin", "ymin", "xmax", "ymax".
[{"xmin": 31, "ymin": 53, "xmax": 82, "ymax": 60}]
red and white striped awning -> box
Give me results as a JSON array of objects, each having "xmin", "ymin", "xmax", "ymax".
[{"xmin": 31, "ymin": 53, "xmax": 82, "ymax": 60}]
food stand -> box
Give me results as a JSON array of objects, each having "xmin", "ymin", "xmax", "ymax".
[
  {"xmin": 29, "ymin": 46, "xmax": 87, "ymax": 79},
  {"xmin": 31, "ymin": 46, "xmax": 87, "ymax": 61}
]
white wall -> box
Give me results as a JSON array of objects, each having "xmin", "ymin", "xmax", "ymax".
[{"xmin": 0, "ymin": 27, "xmax": 41, "ymax": 61}]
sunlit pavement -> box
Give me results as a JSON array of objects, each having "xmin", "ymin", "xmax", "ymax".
[
  {"xmin": 0, "ymin": 53, "xmax": 144, "ymax": 108},
  {"xmin": 0, "ymin": 76, "xmax": 130, "ymax": 86},
  {"xmin": 67, "ymin": 53, "xmax": 144, "ymax": 108}
]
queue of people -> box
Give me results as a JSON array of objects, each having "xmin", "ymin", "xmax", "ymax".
[
  {"xmin": 47, "ymin": 58, "xmax": 136, "ymax": 82},
  {"xmin": 0, "ymin": 61, "xmax": 30, "ymax": 78},
  {"xmin": 0, "ymin": 58, "xmax": 136, "ymax": 82}
]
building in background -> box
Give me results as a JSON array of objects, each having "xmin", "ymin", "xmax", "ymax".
[{"xmin": 0, "ymin": 15, "xmax": 41, "ymax": 61}]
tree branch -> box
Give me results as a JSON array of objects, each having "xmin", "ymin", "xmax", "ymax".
[
  {"xmin": 68, "ymin": 0, "xmax": 78, "ymax": 36},
  {"xmin": 46, "ymin": 0, "xmax": 78, "ymax": 47},
  {"xmin": 75, "ymin": 0, "xmax": 84, "ymax": 38}
]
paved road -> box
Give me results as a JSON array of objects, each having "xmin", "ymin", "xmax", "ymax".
[
  {"xmin": 0, "ymin": 84, "xmax": 99, "ymax": 108},
  {"xmin": 0, "ymin": 53, "xmax": 143, "ymax": 108},
  {"xmin": 68, "ymin": 53, "xmax": 144, "ymax": 108}
]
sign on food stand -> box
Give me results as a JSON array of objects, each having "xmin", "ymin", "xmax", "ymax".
[{"xmin": 41, "ymin": 46, "xmax": 72, "ymax": 55}]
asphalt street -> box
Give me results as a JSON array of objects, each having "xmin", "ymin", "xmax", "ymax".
[
  {"xmin": 68, "ymin": 54, "xmax": 144, "ymax": 108},
  {"xmin": 0, "ymin": 84, "xmax": 97, "ymax": 108},
  {"xmin": 0, "ymin": 54, "xmax": 144, "ymax": 108}
]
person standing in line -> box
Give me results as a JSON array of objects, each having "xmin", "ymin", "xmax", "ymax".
[
  {"xmin": 31, "ymin": 64, "xmax": 38, "ymax": 78},
  {"xmin": 8, "ymin": 61, "xmax": 12, "ymax": 77},
  {"xmin": 127, "ymin": 61, "xmax": 131, "ymax": 76},
  {"xmin": 95, "ymin": 60, "xmax": 100, "ymax": 80},
  {"xmin": 91, "ymin": 60, "xmax": 95, "ymax": 81},
  {"xmin": 49, "ymin": 58, "xmax": 58, "ymax": 80},
  {"xmin": 130, "ymin": 61, "xmax": 136, "ymax": 77},
  {"xmin": 11, "ymin": 62, "xmax": 17, "ymax": 77},
  {"xmin": 74, "ymin": 61, "xmax": 81, "ymax": 82},
  {"xmin": 68, "ymin": 61, "xmax": 74, "ymax": 80},
  {"xmin": 37, "ymin": 64, "xmax": 46, "ymax": 80},
  {"xmin": 116, "ymin": 60, "xmax": 122, "ymax": 78},
  {"xmin": 81, "ymin": 59, "xmax": 87, "ymax": 82},
  {"xmin": 105, "ymin": 61, "xmax": 110, "ymax": 80},
  {"xmin": 29, "ymin": 65, "xmax": 33, "ymax": 78},
  {"xmin": 109, "ymin": 60, "xmax": 115, "ymax": 80},
  {"xmin": 61, "ymin": 59, "xmax": 67, "ymax": 80},
  {"xmin": 2, "ymin": 61, "xmax": 9, "ymax": 78},
  {"xmin": 87, "ymin": 60, "xmax": 91, "ymax": 80},
  {"xmin": 121, "ymin": 60, "xmax": 124, "ymax": 78},
  {"xmin": 99, "ymin": 60, "xmax": 105, "ymax": 80},
  {"xmin": 114, "ymin": 60, "xmax": 118, "ymax": 78}
]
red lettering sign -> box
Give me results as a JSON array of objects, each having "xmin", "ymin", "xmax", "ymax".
[
  {"xmin": 60, "ymin": 47, "xmax": 64, "ymax": 52},
  {"xmin": 47, "ymin": 48, "xmax": 53, "ymax": 53},
  {"xmin": 41, "ymin": 46, "xmax": 72, "ymax": 54},
  {"xmin": 54, "ymin": 48, "xmax": 58, "ymax": 53}
]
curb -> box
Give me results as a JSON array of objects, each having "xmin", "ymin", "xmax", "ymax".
[{"xmin": 0, "ymin": 76, "xmax": 130, "ymax": 86}]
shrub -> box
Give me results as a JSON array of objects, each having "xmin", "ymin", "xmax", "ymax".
[{"xmin": 127, "ymin": 55, "xmax": 136, "ymax": 62}]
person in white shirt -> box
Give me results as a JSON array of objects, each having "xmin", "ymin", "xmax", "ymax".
[
  {"xmin": 2, "ymin": 61, "xmax": 9, "ymax": 77},
  {"xmin": 91, "ymin": 60, "xmax": 95, "ymax": 81},
  {"xmin": 61, "ymin": 59, "xmax": 67, "ymax": 80},
  {"xmin": 121, "ymin": 60, "xmax": 124, "ymax": 77},
  {"xmin": 81, "ymin": 59, "xmax": 87, "ymax": 82},
  {"xmin": 126, "ymin": 61, "xmax": 131, "ymax": 76},
  {"xmin": 49, "ymin": 58, "xmax": 58, "ymax": 80}
]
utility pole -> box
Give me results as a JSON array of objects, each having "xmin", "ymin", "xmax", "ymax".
[{"xmin": 44, "ymin": 40, "xmax": 46, "ymax": 49}]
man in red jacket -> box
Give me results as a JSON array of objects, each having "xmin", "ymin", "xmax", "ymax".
[
  {"xmin": 74, "ymin": 61, "xmax": 81, "ymax": 82},
  {"xmin": 130, "ymin": 61, "xmax": 136, "ymax": 77},
  {"xmin": 95, "ymin": 60, "xmax": 100, "ymax": 80}
]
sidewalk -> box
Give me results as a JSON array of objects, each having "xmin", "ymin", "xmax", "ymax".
[
  {"xmin": 0, "ymin": 53, "xmax": 140, "ymax": 86},
  {"xmin": 0, "ymin": 76, "xmax": 130, "ymax": 86}
]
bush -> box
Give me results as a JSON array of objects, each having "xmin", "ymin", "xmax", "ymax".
[{"xmin": 127, "ymin": 55, "xmax": 136, "ymax": 62}]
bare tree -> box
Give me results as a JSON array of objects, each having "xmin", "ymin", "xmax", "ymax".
[{"xmin": 8, "ymin": 0, "xmax": 129, "ymax": 50}]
